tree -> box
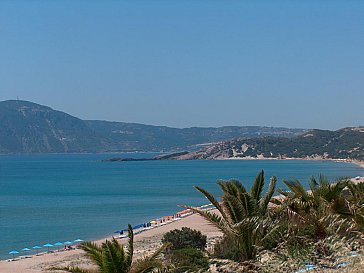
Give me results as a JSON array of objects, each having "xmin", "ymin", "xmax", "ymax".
[
  {"xmin": 184, "ymin": 170, "xmax": 280, "ymax": 261},
  {"xmin": 279, "ymin": 175, "xmax": 351, "ymax": 238}
]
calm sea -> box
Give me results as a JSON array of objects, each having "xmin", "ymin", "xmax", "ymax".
[{"xmin": 0, "ymin": 153, "xmax": 363, "ymax": 258}]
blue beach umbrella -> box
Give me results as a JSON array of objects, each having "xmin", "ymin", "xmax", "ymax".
[
  {"xmin": 64, "ymin": 241, "xmax": 73, "ymax": 246},
  {"xmin": 43, "ymin": 243, "xmax": 54, "ymax": 252},
  {"xmin": 9, "ymin": 250, "xmax": 19, "ymax": 259},
  {"xmin": 32, "ymin": 246, "xmax": 42, "ymax": 255},
  {"xmin": 74, "ymin": 239, "xmax": 83, "ymax": 244},
  {"xmin": 54, "ymin": 242, "xmax": 63, "ymax": 251},
  {"xmin": 22, "ymin": 247, "xmax": 31, "ymax": 257}
]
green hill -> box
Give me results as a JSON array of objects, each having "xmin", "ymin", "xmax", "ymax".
[
  {"xmin": 168, "ymin": 128, "xmax": 364, "ymax": 161},
  {"xmin": 0, "ymin": 100, "xmax": 306, "ymax": 153}
]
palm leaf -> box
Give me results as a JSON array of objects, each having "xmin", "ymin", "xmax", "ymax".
[
  {"xmin": 194, "ymin": 186, "xmax": 227, "ymax": 220},
  {"xmin": 250, "ymin": 170, "xmax": 265, "ymax": 201},
  {"xmin": 79, "ymin": 241, "xmax": 103, "ymax": 270},
  {"xmin": 125, "ymin": 224, "xmax": 134, "ymax": 268},
  {"xmin": 130, "ymin": 243, "xmax": 169, "ymax": 273},
  {"xmin": 260, "ymin": 176, "xmax": 277, "ymax": 215},
  {"xmin": 102, "ymin": 238, "xmax": 126, "ymax": 273},
  {"xmin": 283, "ymin": 179, "xmax": 310, "ymax": 202},
  {"xmin": 218, "ymin": 179, "xmax": 247, "ymax": 196},
  {"xmin": 222, "ymin": 193, "xmax": 248, "ymax": 223},
  {"xmin": 181, "ymin": 205, "xmax": 230, "ymax": 233}
]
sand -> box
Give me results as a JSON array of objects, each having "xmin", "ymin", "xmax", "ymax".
[
  {"xmin": 0, "ymin": 213, "xmax": 221, "ymax": 273},
  {"xmin": 2, "ymin": 164, "xmax": 363, "ymax": 273}
]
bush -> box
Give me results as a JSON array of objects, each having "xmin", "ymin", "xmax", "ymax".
[
  {"xmin": 162, "ymin": 227, "xmax": 207, "ymax": 250},
  {"xmin": 167, "ymin": 248, "xmax": 209, "ymax": 272},
  {"xmin": 213, "ymin": 235, "xmax": 242, "ymax": 261}
]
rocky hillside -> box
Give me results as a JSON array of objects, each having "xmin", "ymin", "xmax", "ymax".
[
  {"xmin": 166, "ymin": 128, "xmax": 364, "ymax": 161},
  {"xmin": 0, "ymin": 100, "xmax": 306, "ymax": 153}
]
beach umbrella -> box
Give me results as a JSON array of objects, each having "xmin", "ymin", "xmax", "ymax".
[
  {"xmin": 9, "ymin": 250, "xmax": 19, "ymax": 259},
  {"xmin": 32, "ymin": 246, "xmax": 42, "ymax": 255},
  {"xmin": 21, "ymin": 248, "xmax": 31, "ymax": 256},
  {"xmin": 64, "ymin": 241, "xmax": 73, "ymax": 246},
  {"xmin": 43, "ymin": 243, "xmax": 53, "ymax": 252},
  {"xmin": 74, "ymin": 239, "xmax": 83, "ymax": 244},
  {"xmin": 54, "ymin": 242, "xmax": 63, "ymax": 251}
]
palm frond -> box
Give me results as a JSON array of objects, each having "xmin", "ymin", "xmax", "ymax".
[
  {"xmin": 283, "ymin": 179, "xmax": 310, "ymax": 202},
  {"xmin": 102, "ymin": 238, "xmax": 127, "ymax": 273},
  {"xmin": 125, "ymin": 224, "xmax": 134, "ymax": 268},
  {"xmin": 182, "ymin": 205, "xmax": 230, "ymax": 233},
  {"xmin": 309, "ymin": 176, "xmax": 319, "ymax": 192},
  {"xmin": 222, "ymin": 193, "xmax": 248, "ymax": 223},
  {"xmin": 79, "ymin": 241, "xmax": 103, "ymax": 269},
  {"xmin": 260, "ymin": 176, "xmax": 277, "ymax": 215},
  {"xmin": 218, "ymin": 179, "xmax": 247, "ymax": 196},
  {"xmin": 250, "ymin": 170, "xmax": 265, "ymax": 201},
  {"xmin": 194, "ymin": 186, "xmax": 227, "ymax": 219},
  {"xmin": 129, "ymin": 243, "xmax": 169, "ymax": 273}
]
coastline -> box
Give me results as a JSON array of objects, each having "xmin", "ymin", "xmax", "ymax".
[
  {"xmin": 218, "ymin": 156, "xmax": 364, "ymax": 168},
  {"xmin": 0, "ymin": 211, "xmax": 221, "ymax": 273},
  {"xmin": 0, "ymin": 159, "xmax": 362, "ymax": 273},
  {"xmin": 2, "ymin": 175, "xmax": 364, "ymax": 273},
  {"xmin": 351, "ymin": 160, "xmax": 364, "ymax": 169}
]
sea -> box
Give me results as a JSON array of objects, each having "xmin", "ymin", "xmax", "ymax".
[{"xmin": 0, "ymin": 153, "xmax": 363, "ymax": 259}]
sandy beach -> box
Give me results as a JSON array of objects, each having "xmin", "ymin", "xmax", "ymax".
[
  {"xmin": 2, "ymin": 170, "xmax": 363, "ymax": 273},
  {"xmin": 0, "ymin": 213, "xmax": 221, "ymax": 273}
]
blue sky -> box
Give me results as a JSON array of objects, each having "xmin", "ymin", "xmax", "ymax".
[{"xmin": 0, "ymin": 0, "xmax": 363, "ymax": 129}]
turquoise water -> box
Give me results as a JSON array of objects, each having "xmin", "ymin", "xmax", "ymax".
[{"xmin": 0, "ymin": 154, "xmax": 363, "ymax": 259}]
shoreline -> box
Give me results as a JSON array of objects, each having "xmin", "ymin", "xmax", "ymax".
[
  {"xmin": 1, "ymin": 160, "xmax": 362, "ymax": 272},
  {"xmin": 218, "ymin": 157, "xmax": 364, "ymax": 168},
  {"xmin": 0, "ymin": 207, "xmax": 221, "ymax": 273}
]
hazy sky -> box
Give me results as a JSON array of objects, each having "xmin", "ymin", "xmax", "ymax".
[{"xmin": 0, "ymin": 1, "xmax": 363, "ymax": 130}]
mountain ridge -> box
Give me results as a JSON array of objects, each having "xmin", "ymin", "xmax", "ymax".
[
  {"xmin": 163, "ymin": 127, "xmax": 364, "ymax": 161},
  {"xmin": 0, "ymin": 100, "xmax": 306, "ymax": 153}
]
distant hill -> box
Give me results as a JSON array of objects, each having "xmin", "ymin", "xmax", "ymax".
[
  {"xmin": 166, "ymin": 128, "xmax": 364, "ymax": 161},
  {"xmin": 0, "ymin": 100, "xmax": 306, "ymax": 153}
]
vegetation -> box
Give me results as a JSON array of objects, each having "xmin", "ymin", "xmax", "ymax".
[
  {"xmin": 162, "ymin": 227, "xmax": 207, "ymax": 251},
  {"xmin": 186, "ymin": 170, "xmax": 364, "ymax": 271},
  {"xmin": 0, "ymin": 100, "xmax": 304, "ymax": 153},
  {"xmin": 161, "ymin": 228, "xmax": 208, "ymax": 272},
  {"xmin": 171, "ymin": 127, "xmax": 364, "ymax": 160},
  {"xmin": 51, "ymin": 224, "xmax": 168, "ymax": 273},
  {"xmin": 51, "ymin": 171, "xmax": 364, "ymax": 272},
  {"xmin": 184, "ymin": 170, "xmax": 281, "ymax": 261},
  {"xmin": 164, "ymin": 248, "xmax": 209, "ymax": 272},
  {"xmin": 278, "ymin": 175, "xmax": 352, "ymax": 238}
]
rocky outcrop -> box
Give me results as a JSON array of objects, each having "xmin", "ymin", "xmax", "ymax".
[{"xmin": 162, "ymin": 127, "xmax": 364, "ymax": 161}]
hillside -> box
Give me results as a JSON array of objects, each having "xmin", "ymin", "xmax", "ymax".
[
  {"xmin": 166, "ymin": 128, "xmax": 364, "ymax": 161},
  {"xmin": 0, "ymin": 100, "xmax": 306, "ymax": 153}
]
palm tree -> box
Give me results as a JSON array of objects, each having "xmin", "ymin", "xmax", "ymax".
[
  {"xmin": 51, "ymin": 225, "xmax": 168, "ymax": 273},
  {"xmin": 346, "ymin": 181, "xmax": 364, "ymax": 232},
  {"xmin": 184, "ymin": 170, "xmax": 279, "ymax": 261},
  {"xmin": 279, "ymin": 175, "xmax": 351, "ymax": 238}
]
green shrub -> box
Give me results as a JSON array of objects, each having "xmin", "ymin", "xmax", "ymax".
[
  {"xmin": 162, "ymin": 227, "xmax": 207, "ymax": 250},
  {"xmin": 212, "ymin": 236, "xmax": 242, "ymax": 261},
  {"xmin": 168, "ymin": 248, "xmax": 209, "ymax": 272}
]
